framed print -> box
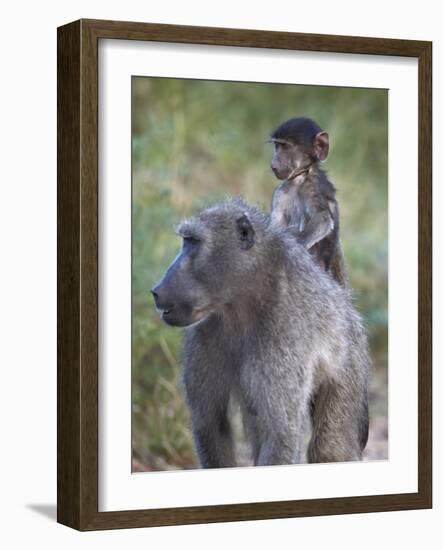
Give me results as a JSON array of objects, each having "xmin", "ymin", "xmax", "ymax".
[{"xmin": 57, "ymin": 19, "xmax": 432, "ymax": 530}]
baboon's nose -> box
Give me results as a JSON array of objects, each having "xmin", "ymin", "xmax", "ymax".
[
  {"xmin": 151, "ymin": 286, "xmax": 174, "ymax": 312},
  {"xmin": 151, "ymin": 288, "xmax": 160, "ymax": 307}
]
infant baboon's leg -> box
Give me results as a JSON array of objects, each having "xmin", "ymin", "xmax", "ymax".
[
  {"xmin": 308, "ymin": 379, "xmax": 368, "ymax": 463},
  {"xmin": 329, "ymin": 239, "xmax": 350, "ymax": 288}
]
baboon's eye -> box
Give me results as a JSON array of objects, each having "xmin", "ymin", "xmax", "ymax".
[
  {"xmin": 182, "ymin": 236, "xmax": 200, "ymax": 247},
  {"xmin": 236, "ymin": 215, "xmax": 255, "ymax": 250}
]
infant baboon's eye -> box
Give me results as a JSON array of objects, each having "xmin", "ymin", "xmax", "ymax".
[{"xmin": 276, "ymin": 141, "xmax": 289, "ymax": 150}]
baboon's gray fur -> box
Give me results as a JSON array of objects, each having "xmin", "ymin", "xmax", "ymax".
[{"xmin": 152, "ymin": 198, "xmax": 370, "ymax": 467}]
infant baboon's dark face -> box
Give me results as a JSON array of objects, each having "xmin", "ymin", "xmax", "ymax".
[
  {"xmin": 270, "ymin": 140, "xmax": 309, "ymax": 180},
  {"xmin": 269, "ymin": 117, "xmax": 330, "ymax": 180},
  {"xmin": 151, "ymin": 202, "xmax": 258, "ymax": 327}
]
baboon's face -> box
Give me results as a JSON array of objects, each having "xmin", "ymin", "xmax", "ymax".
[
  {"xmin": 270, "ymin": 132, "xmax": 329, "ymax": 180},
  {"xmin": 151, "ymin": 207, "xmax": 257, "ymax": 327},
  {"xmin": 270, "ymin": 140, "xmax": 309, "ymax": 180}
]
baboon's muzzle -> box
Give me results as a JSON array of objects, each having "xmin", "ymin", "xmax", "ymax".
[
  {"xmin": 151, "ymin": 281, "xmax": 193, "ymax": 327},
  {"xmin": 271, "ymin": 163, "xmax": 287, "ymax": 180},
  {"xmin": 151, "ymin": 252, "xmax": 199, "ymax": 327}
]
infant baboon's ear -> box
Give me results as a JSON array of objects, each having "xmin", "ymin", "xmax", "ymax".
[
  {"xmin": 314, "ymin": 131, "xmax": 329, "ymax": 161},
  {"xmin": 236, "ymin": 214, "xmax": 255, "ymax": 250}
]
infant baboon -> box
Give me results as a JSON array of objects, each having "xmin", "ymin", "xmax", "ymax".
[
  {"xmin": 270, "ymin": 117, "xmax": 349, "ymax": 287},
  {"xmin": 152, "ymin": 198, "xmax": 369, "ymax": 467}
]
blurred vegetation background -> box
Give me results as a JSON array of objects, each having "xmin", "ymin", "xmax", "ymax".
[{"xmin": 132, "ymin": 77, "xmax": 388, "ymax": 471}]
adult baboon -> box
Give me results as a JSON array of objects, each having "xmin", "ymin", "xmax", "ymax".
[{"xmin": 151, "ymin": 198, "xmax": 370, "ymax": 467}]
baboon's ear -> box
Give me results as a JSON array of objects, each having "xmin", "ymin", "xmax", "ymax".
[
  {"xmin": 314, "ymin": 131, "xmax": 329, "ymax": 161},
  {"xmin": 236, "ymin": 214, "xmax": 255, "ymax": 250}
]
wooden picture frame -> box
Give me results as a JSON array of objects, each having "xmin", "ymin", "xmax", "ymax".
[{"xmin": 57, "ymin": 18, "xmax": 432, "ymax": 530}]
